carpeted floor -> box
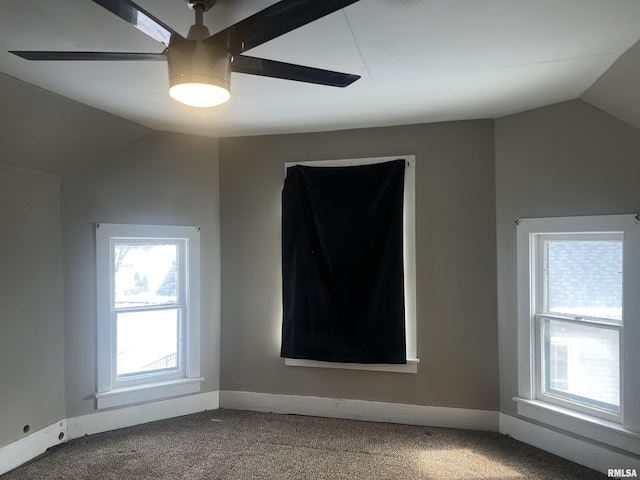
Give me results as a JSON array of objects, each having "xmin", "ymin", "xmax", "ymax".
[{"xmin": 2, "ymin": 409, "xmax": 606, "ymax": 479}]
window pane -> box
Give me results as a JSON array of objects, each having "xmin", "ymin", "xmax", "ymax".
[
  {"xmin": 116, "ymin": 309, "xmax": 179, "ymax": 377},
  {"xmin": 544, "ymin": 318, "xmax": 619, "ymax": 412},
  {"xmin": 549, "ymin": 343, "xmax": 568, "ymax": 390},
  {"xmin": 114, "ymin": 243, "xmax": 178, "ymax": 308},
  {"xmin": 546, "ymin": 240, "xmax": 622, "ymax": 320}
]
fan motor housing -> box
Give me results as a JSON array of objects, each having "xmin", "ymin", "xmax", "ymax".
[{"xmin": 167, "ymin": 39, "xmax": 231, "ymax": 94}]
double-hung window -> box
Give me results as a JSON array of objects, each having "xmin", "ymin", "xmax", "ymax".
[
  {"xmin": 535, "ymin": 232, "xmax": 622, "ymax": 419},
  {"xmin": 516, "ymin": 214, "xmax": 640, "ymax": 453},
  {"xmin": 95, "ymin": 224, "xmax": 202, "ymax": 409}
]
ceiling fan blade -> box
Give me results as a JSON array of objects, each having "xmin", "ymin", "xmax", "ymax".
[
  {"xmin": 9, "ymin": 51, "xmax": 166, "ymax": 61},
  {"xmin": 91, "ymin": 0, "xmax": 179, "ymax": 46},
  {"xmin": 209, "ymin": 0, "xmax": 361, "ymax": 55},
  {"xmin": 232, "ymin": 55, "xmax": 360, "ymax": 87}
]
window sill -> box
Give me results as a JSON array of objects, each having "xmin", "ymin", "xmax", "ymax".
[
  {"xmin": 284, "ymin": 358, "xmax": 419, "ymax": 374},
  {"xmin": 95, "ymin": 377, "xmax": 204, "ymax": 409},
  {"xmin": 514, "ymin": 397, "xmax": 640, "ymax": 456}
]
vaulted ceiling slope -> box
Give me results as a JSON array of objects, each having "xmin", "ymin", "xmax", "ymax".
[
  {"xmin": 0, "ymin": 73, "xmax": 149, "ymax": 175},
  {"xmin": 583, "ymin": 38, "xmax": 640, "ymax": 131},
  {"xmin": 2, "ymin": 0, "xmax": 640, "ymax": 141}
]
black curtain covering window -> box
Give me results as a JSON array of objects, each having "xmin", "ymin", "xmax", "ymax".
[{"xmin": 281, "ymin": 159, "xmax": 406, "ymax": 364}]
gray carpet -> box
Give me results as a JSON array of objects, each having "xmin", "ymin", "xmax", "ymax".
[{"xmin": 2, "ymin": 409, "xmax": 605, "ymax": 479}]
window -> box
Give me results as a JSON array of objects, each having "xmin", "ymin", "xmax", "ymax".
[
  {"xmin": 536, "ymin": 233, "xmax": 621, "ymax": 420},
  {"xmin": 516, "ymin": 214, "xmax": 640, "ymax": 454},
  {"xmin": 281, "ymin": 156, "xmax": 417, "ymax": 373},
  {"xmin": 95, "ymin": 224, "xmax": 202, "ymax": 409}
]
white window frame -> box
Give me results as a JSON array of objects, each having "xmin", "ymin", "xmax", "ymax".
[
  {"xmin": 282, "ymin": 155, "xmax": 418, "ymax": 374},
  {"xmin": 95, "ymin": 223, "xmax": 203, "ymax": 409},
  {"xmin": 515, "ymin": 214, "xmax": 640, "ymax": 455}
]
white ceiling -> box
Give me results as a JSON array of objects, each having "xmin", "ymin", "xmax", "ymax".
[{"xmin": 2, "ymin": 0, "xmax": 640, "ymax": 138}]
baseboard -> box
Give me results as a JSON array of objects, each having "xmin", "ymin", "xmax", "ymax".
[
  {"xmin": 0, "ymin": 420, "xmax": 67, "ymax": 476},
  {"xmin": 219, "ymin": 391, "xmax": 499, "ymax": 431},
  {"xmin": 499, "ymin": 413, "xmax": 640, "ymax": 474},
  {"xmin": 67, "ymin": 390, "xmax": 219, "ymax": 439}
]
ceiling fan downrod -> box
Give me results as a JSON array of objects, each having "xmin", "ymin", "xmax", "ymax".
[{"xmin": 187, "ymin": 0, "xmax": 216, "ymax": 27}]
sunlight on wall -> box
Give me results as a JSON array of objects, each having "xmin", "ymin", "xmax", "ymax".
[
  {"xmin": 270, "ymin": 303, "xmax": 284, "ymax": 356},
  {"xmin": 268, "ymin": 189, "xmax": 284, "ymax": 357}
]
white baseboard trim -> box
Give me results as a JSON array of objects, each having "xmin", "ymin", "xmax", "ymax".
[
  {"xmin": 499, "ymin": 413, "xmax": 640, "ymax": 474},
  {"xmin": 219, "ymin": 391, "xmax": 498, "ymax": 431},
  {"xmin": 0, "ymin": 420, "xmax": 67, "ymax": 476},
  {"xmin": 67, "ymin": 390, "xmax": 219, "ymax": 440}
]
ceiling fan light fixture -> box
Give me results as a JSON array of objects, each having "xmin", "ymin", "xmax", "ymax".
[{"xmin": 167, "ymin": 39, "xmax": 231, "ymax": 108}]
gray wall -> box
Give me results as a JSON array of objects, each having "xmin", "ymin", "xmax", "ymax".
[
  {"xmin": 62, "ymin": 131, "xmax": 221, "ymax": 417},
  {"xmin": 219, "ymin": 121, "xmax": 499, "ymax": 410},
  {"xmin": 495, "ymin": 99, "xmax": 640, "ymax": 416},
  {"xmin": 0, "ymin": 167, "xmax": 66, "ymax": 448}
]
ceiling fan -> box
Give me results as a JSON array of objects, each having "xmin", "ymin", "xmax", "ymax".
[{"xmin": 9, "ymin": 0, "xmax": 362, "ymax": 107}]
